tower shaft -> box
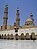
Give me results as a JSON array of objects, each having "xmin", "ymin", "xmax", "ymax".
[
  {"xmin": 16, "ymin": 8, "xmax": 20, "ymax": 27},
  {"xmin": 3, "ymin": 5, "xmax": 8, "ymax": 29}
]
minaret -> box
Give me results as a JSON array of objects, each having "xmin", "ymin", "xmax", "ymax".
[
  {"xmin": 16, "ymin": 8, "xmax": 20, "ymax": 27},
  {"xmin": 3, "ymin": 5, "xmax": 8, "ymax": 29}
]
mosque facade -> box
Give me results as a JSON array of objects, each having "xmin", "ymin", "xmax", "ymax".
[{"xmin": 0, "ymin": 5, "xmax": 37, "ymax": 40}]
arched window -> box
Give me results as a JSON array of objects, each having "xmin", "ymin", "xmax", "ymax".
[
  {"xmin": 1, "ymin": 34, "xmax": 3, "ymax": 39},
  {"xmin": 25, "ymin": 33, "xmax": 30, "ymax": 40},
  {"xmin": 31, "ymin": 32, "xmax": 36, "ymax": 40},
  {"xmin": 4, "ymin": 34, "xmax": 6, "ymax": 36},
  {"xmin": 10, "ymin": 34, "xmax": 14, "ymax": 40},
  {"xmin": 7, "ymin": 34, "xmax": 9, "ymax": 36},
  {"xmin": 20, "ymin": 33, "xmax": 25, "ymax": 40},
  {"xmin": 15, "ymin": 34, "xmax": 19, "ymax": 40},
  {"xmin": 7, "ymin": 34, "xmax": 10, "ymax": 40},
  {"xmin": 4, "ymin": 34, "xmax": 6, "ymax": 39},
  {"xmin": 2, "ymin": 34, "xmax": 3, "ymax": 36},
  {"xmin": 0, "ymin": 34, "xmax": 1, "ymax": 39},
  {"xmin": 21, "ymin": 33, "xmax": 24, "ymax": 36},
  {"xmin": 15, "ymin": 34, "xmax": 18, "ymax": 36}
]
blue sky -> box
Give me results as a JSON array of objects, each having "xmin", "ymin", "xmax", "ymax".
[{"xmin": 0, "ymin": 0, "xmax": 37, "ymax": 26}]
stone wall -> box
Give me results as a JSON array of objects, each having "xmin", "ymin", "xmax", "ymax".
[{"xmin": 0, "ymin": 28, "xmax": 37, "ymax": 40}]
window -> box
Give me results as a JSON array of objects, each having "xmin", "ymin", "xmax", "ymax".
[{"xmin": 14, "ymin": 28, "xmax": 19, "ymax": 32}]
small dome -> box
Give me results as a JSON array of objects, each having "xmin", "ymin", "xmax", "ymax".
[{"xmin": 26, "ymin": 18, "xmax": 33, "ymax": 22}]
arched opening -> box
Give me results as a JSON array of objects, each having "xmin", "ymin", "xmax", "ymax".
[
  {"xmin": 15, "ymin": 34, "xmax": 19, "ymax": 40},
  {"xmin": 35, "ymin": 35, "xmax": 37, "ymax": 40},
  {"xmin": 25, "ymin": 33, "xmax": 30, "ymax": 40},
  {"xmin": 0, "ymin": 34, "xmax": 1, "ymax": 39},
  {"xmin": 31, "ymin": 32, "xmax": 36, "ymax": 40},
  {"xmin": 10, "ymin": 34, "xmax": 14, "ymax": 40},
  {"xmin": 20, "ymin": 33, "xmax": 25, "ymax": 40},
  {"xmin": 7, "ymin": 34, "xmax": 10, "ymax": 40},
  {"xmin": 1, "ymin": 34, "xmax": 3, "ymax": 39},
  {"xmin": 4, "ymin": 34, "xmax": 6, "ymax": 39}
]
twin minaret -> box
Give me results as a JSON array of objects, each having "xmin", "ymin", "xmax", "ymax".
[
  {"xmin": 3, "ymin": 5, "xmax": 20, "ymax": 29},
  {"xmin": 3, "ymin": 5, "xmax": 8, "ymax": 29}
]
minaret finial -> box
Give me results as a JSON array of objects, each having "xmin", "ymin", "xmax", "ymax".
[
  {"xmin": 16, "ymin": 7, "xmax": 20, "ymax": 16},
  {"xmin": 30, "ymin": 12, "xmax": 33, "ymax": 17},
  {"xmin": 30, "ymin": 12, "xmax": 34, "ymax": 21},
  {"xmin": 5, "ymin": 4, "xmax": 8, "ymax": 7}
]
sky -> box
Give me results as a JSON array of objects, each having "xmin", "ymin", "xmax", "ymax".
[{"xmin": 0, "ymin": 0, "xmax": 37, "ymax": 26}]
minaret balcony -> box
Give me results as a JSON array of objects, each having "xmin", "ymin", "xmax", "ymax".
[
  {"xmin": 3, "ymin": 17, "xmax": 8, "ymax": 19},
  {"xmin": 16, "ymin": 18, "xmax": 20, "ymax": 21}
]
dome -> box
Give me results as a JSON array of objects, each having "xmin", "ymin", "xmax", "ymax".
[
  {"xmin": 25, "ymin": 18, "xmax": 34, "ymax": 26},
  {"xmin": 26, "ymin": 18, "xmax": 33, "ymax": 22}
]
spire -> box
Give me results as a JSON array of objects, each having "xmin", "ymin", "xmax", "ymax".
[
  {"xmin": 16, "ymin": 8, "xmax": 20, "ymax": 19},
  {"xmin": 16, "ymin": 8, "xmax": 19, "ymax": 15},
  {"xmin": 30, "ymin": 12, "xmax": 33, "ymax": 17}
]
